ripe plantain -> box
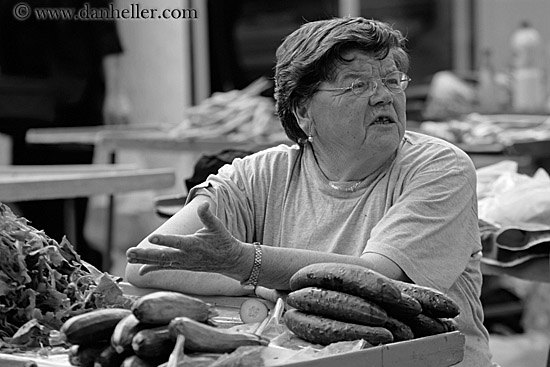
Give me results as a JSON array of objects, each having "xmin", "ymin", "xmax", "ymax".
[
  {"xmin": 131, "ymin": 291, "xmax": 215, "ymax": 325},
  {"xmin": 168, "ymin": 316, "xmax": 269, "ymax": 353},
  {"xmin": 60, "ymin": 308, "xmax": 132, "ymax": 345},
  {"xmin": 111, "ymin": 313, "xmax": 146, "ymax": 354},
  {"xmin": 131, "ymin": 325, "xmax": 175, "ymax": 360}
]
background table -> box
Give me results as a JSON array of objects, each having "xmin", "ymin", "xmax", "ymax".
[
  {"xmin": 0, "ymin": 164, "xmax": 176, "ymax": 271},
  {"xmin": 26, "ymin": 125, "xmax": 288, "ymax": 158}
]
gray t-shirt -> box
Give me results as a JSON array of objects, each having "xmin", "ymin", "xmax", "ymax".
[{"xmin": 188, "ymin": 131, "xmax": 493, "ymax": 366}]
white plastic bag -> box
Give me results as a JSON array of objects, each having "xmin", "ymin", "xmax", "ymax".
[{"xmin": 477, "ymin": 160, "xmax": 550, "ymax": 231}]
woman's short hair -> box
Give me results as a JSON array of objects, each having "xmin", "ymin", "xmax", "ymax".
[{"xmin": 274, "ymin": 17, "xmax": 409, "ymax": 144}]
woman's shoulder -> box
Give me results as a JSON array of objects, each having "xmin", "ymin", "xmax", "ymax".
[
  {"xmin": 404, "ymin": 130, "xmax": 463, "ymax": 150},
  {"xmin": 223, "ymin": 143, "xmax": 301, "ymax": 177},
  {"xmin": 401, "ymin": 131, "xmax": 475, "ymax": 172},
  {"xmin": 257, "ymin": 143, "xmax": 301, "ymax": 156},
  {"xmin": 238, "ymin": 143, "xmax": 301, "ymax": 166}
]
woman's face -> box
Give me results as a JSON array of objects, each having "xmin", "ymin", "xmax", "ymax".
[{"xmin": 303, "ymin": 49, "xmax": 407, "ymax": 162}]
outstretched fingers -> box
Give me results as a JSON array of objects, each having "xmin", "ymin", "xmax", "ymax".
[
  {"xmin": 147, "ymin": 233, "xmax": 189, "ymax": 249},
  {"xmin": 126, "ymin": 246, "xmax": 181, "ymax": 265},
  {"xmin": 127, "ymin": 201, "xmax": 234, "ymax": 274}
]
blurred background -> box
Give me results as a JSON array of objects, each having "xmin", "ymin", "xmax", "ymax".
[
  {"xmin": 1, "ymin": 1, "xmax": 550, "ymax": 365},
  {"xmin": 112, "ymin": 0, "xmax": 550, "ymax": 124}
]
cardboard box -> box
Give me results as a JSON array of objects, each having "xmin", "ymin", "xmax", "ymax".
[{"xmin": 279, "ymin": 331, "xmax": 465, "ymax": 367}]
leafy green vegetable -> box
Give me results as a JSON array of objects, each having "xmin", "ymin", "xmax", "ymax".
[{"xmin": 0, "ymin": 202, "xmax": 133, "ymax": 350}]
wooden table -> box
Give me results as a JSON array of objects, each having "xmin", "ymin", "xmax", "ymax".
[
  {"xmin": 27, "ymin": 125, "xmax": 290, "ymax": 164},
  {"xmin": 0, "ymin": 164, "xmax": 176, "ymax": 271},
  {"xmin": 97, "ymin": 130, "xmax": 288, "ymax": 156},
  {"xmin": 25, "ymin": 124, "xmax": 164, "ymax": 145},
  {"xmin": 27, "ymin": 123, "xmax": 541, "ymax": 168}
]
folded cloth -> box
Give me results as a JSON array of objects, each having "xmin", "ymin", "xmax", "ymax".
[
  {"xmin": 496, "ymin": 228, "xmax": 550, "ymax": 251},
  {"xmin": 479, "ymin": 219, "xmax": 550, "ymax": 267}
]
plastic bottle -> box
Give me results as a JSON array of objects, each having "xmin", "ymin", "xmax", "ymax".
[
  {"xmin": 478, "ymin": 48, "xmax": 499, "ymax": 112},
  {"xmin": 510, "ymin": 21, "xmax": 546, "ymax": 112}
]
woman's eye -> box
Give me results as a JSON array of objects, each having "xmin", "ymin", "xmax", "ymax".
[
  {"xmin": 386, "ymin": 78, "xmax": 400, "ymax": 87},
  {"xmin": 352, "ymin": 80, "xmax": 368, "ymax": 91}
]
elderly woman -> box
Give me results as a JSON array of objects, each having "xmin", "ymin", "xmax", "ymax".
[{"xmin": 126, "ymin": 17, "xmax": 494, "ymax": 366}]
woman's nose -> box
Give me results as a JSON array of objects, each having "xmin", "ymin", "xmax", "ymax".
[{"xmin": 368, "ymin": 81, "xmax": 393, "ymax": 106}]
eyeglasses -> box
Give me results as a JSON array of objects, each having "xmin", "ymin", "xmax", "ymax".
[{"xmin": 318, "ymin": 71, "xmax": 411, "ymax": 98}]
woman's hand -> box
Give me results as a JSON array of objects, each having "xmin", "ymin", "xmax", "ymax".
[{"xmin": 126, "ymin": 202, "xmax": 244, "ymax": 276}]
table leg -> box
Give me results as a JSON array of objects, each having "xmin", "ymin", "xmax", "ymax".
[
  {"xmin": 103, "ymin": 150, "xmax": 117, "ymax": 272},
  {"xmin": 104, "ymin": 195, "xmax": 114, "ymax": 272},
  {"xmin": 63, "ymin": 199, "xmax": 77, "ymax": 249}
]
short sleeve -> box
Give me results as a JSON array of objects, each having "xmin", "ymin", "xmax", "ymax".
[
  {"xmin": 186, "ymin": 164, "xmax": 256, "ymax": 244},
  {"xmin": 364, "ymin": 147, "xmax": 481, "ymax": 291}
]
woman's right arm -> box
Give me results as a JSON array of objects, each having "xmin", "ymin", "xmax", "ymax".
[{"xmin": 124, "ymin": 196, "xmax": 253, "ymax": 296}]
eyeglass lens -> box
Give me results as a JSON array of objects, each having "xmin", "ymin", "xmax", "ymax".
[{"xmin": 352, "ymin": 72, "xmax": 409, "ymax": 97}]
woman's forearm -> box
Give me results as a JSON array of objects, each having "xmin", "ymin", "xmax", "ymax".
[
  {"xmin": 125, "ymin": 263, "xmax": 253, "ymax": 296},
  {"xmin": 126, "ymin": 243, "xmax": 408, "ymax": 294},
  {"xmin": 257, "ymin": 245, "xmax": 409, "ymax": 289},
  {"xmin": 125, "ymin": 249, "xmax": 362, "ymax": 295}
]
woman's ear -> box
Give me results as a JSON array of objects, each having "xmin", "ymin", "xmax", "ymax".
[{"xmin": 292, "ymin": 102, "xmax": 312, "ymax": 132}]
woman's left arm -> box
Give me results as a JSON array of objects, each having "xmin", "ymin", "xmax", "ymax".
[
  {"xmin": 127, "ymin": 201, "xmax": 410, "ymax": 292},
  {"xmin": 364, "ymin": 149, "xmax": 480, "ymax": 291}
]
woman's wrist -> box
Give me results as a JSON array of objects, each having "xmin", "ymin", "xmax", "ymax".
[
  {"xmin": 222, "ymin": 241, "xmax": 257, "ymax": 283},
  {"xmin": 240, "ymin": 242, "xmax": 262, "ymax": 290}
]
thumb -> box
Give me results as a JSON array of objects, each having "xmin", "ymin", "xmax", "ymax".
[{"xmin": 196, "ymin": 201, "xmax": 226, "ymax": 232}]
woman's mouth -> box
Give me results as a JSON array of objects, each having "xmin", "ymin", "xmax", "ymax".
[{"xmin": 372, "ymin": 116, "xmax": 394, "ymax": 125}]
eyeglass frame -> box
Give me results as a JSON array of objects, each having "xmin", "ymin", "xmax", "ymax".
[{"xmin": 317, "ymin": 71, "xmax": 411, "ymax": 98}]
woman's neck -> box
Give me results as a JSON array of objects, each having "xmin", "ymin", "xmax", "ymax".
[{"xmin": 310, "ymin": 144, "xmax": 396, "ymax": 182}]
